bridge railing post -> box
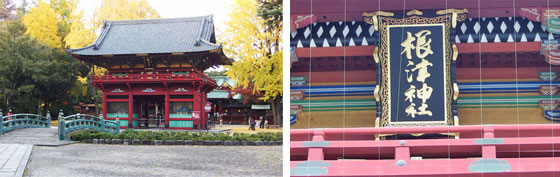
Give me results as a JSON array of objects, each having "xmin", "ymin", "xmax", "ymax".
[
  {"xmin": 115, "ymin": 116, "xmax": 120, "ymax": 133},
  {"xmin": 46, "ymin": 111, "xmax": 51, "ymax": 128},
  {"xmin": 58, "ymin": 109, "xmax": 65, "ymax": 140},
  {"xmin": 0, "ymin": 109, "xmax": 3, "ymax": 134}
]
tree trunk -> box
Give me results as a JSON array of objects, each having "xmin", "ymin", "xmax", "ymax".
[
  {"xmin": 271, "ymin": 96, "xmax": 282, "ymax": 126},
  {"xmin": 42, "ymin": 99, "xmax": 50, "ymax": 116}
]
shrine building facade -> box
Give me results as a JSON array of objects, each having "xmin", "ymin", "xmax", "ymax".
[{"xmin": 70, "ymin": 16, "xmax": 231, "ymax": 130}]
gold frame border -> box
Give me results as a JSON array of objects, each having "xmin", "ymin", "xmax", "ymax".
[{"xmin": 364, "ymin": 9, "xmax": 467, "ymax": 127}]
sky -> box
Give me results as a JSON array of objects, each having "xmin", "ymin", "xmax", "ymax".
[{"xmin": 14, "ymin": 0, "xmax": 233, "ymax": 34}]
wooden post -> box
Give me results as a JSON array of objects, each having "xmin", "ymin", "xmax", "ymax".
[
  {"xmin": 102, "ymin": 92, "xmax": 107, "ymax": 121},
  {"xmin": 46, "ymin": 111, "xmax": 51, "ymax": 128},
  {"xmin": 307, "ymin": 130, "xmax": 325, "ymax": 161},
  {"xmin": 115, "ymin": 116, "xmax": 120, "ymax": 133},
  {"xmin": 482, "ymin": 127, "xmax": 497, "ymax": 158},
  {"xmin": 58, "ymin": 109, "xmax": 65, "ymax": 140},
  {"xmin": 0, "ymin": 109, "xmax": 3, "ymax": 134},
  {"xmin": 128, "ymin": 91, "xmax": 133, "ymax": 128},
  {"xmin": 165, "ymin": 92, "xmax": 169, "ymax": 128}
]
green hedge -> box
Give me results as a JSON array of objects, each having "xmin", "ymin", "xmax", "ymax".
[{"xmin": 70, "ymin": 129, "xmax": 283, "ymax": 142}]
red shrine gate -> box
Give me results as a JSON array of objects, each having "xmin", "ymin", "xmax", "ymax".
[{"xmin": 70, "ymin": 16, "xmax": 231, "ymax": 129}]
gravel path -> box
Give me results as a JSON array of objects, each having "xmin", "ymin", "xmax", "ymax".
[{"xmin": 25, "ymin": 144, "xmax": 282, "ymax": 177}]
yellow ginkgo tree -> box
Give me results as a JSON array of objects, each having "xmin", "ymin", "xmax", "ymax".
[
  {"xmin": 22, "ymin": 0, "xmax": 62, "ymax": 48},
  {"xmin": 222, "ymin": 0, "xmax": 283, "ymax": 125}
]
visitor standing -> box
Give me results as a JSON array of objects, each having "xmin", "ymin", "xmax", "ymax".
[
  {"xmin": 219, "ymin": 112, "xmax": 223, "ymax": 127},
  {"xmin": 249, "ymin": 117, "xmax": 256, "ymax": 131},
  {"xmin": 259, "ymin": 116, "xmax": 265, "ymax": 129}
]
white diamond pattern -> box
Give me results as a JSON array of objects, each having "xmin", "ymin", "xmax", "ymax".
[
  {"xmin": 291, "ymin": 17, "xmax": 558, "ymax": 48},
  {"xmin": 342, "ymin": 26, "xmax": 350, "ymax": 37},
  {"xmin": 361, "ymin": 36, "xmax": 368, "ymax": 46},
  {"xmin": 520, "ymin": 33, "xmax": 527, "ymax": 42},
  {"xmin": 494, "ymin": 34, "xmax": 501, "ymax": 43},
  {"xmin": 310, "ymin": 38, "xmax": 316, "ymax": 47},
  {"xmin": 527, "ymin": 21, "xmax": 534, "ymax": 32},
  {"xmin": 473, "ymin": 22, "xmax": 481, "ymax": 34},
  {"xmin": 487, "ymin": 22, "xmax": 494, "ymax": 33},
  {"xmin": 316, "ymin": 26, "xmax": 323, "ymax": 37},
  {"xmin": 500, "ymin": 22, "xmax": 507, "ymax": 33},
  {"xmin": 329, "ymin": 26, "xmax": 337, "ymax": 38},
  {"xmin": 534, "ymin": 33, "xmax": 541, "ymax": 41},
  {"xmin": 467, "ymin": 35, "xmax": 474, "ymax": 43},
  {"xmin": 336, "ymin": 38, "xmax": 342, "ymax": 47},
  {"xmin": 304, "ymin": 27, "xmax": 311, "ymax": 38},
  {"xmin": 356, "ymin": 25, "xmax": 362, "ymax": 36}
]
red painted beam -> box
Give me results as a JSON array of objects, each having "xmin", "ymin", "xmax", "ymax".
[
  {"xmin": 292, "ymin": 137, "xmax": 560, "ymax": 158},
  {"xmin": 290, "ymin": 158, "xmax": 560, "ymax": 177},
  {"xmin": 294, "ymin": 43, "xmax": 541, "ymax": 58},
  {"xmin": 291, "ymin": 0, "xmax": 560, "ymax": 22},
  {"xmin": 291, "ymin": 124, "xmax": 560, "ymax": 141}
]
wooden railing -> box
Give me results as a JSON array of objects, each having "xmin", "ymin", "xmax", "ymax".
[
  {"xmin": 91, "ymin": 71, "xmax": 216, "ymax": 85},
  {"xmin": 58, "ymin": 110, "xmax": 119, "ymax": 140},
  {"xmin": 0, "ymin": 111, "xmax": 51, "ymax": 134},
  {"xmin": 291, "ymin": 124, "xmax": 560, "ymax": 176}
]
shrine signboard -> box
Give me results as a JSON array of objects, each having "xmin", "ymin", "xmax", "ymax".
[{"xmin": 363, "ymin": 9, "xmax": 466, "ymax": 127}]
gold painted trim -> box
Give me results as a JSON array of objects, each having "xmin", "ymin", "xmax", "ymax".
[
  {"xmin": 362, "ymin": 11, "xmax": 394, "ymax": 31},
  {"xmin": 136, "ymin": 53, "xmax": 148, "ymax": 56},
  {"xmin": 171, "ymin": 52, "xmax": 184, "ymax": 55},
  {"xmin": 362, "ymin": 11, "xmax": 395, "ymax": 17},
  {"xmin": 373, "ymin": 46, "xmax": 379, "ymax": 63},
  {"xmin": 436, "ymin": 8, "xmax": 469, "ymax": 15},
  {"xmin": 209, "ymin": 48, "xmax": 220, "ymax": 53},
  {"xmin": 435, "ymin": 9, "xmax": 468, "ymax": 28},
  {"xmin": 374, "ymin": 85, "xmax": 380, "ymax": 102},
  {"xmin": 453, "ymin": 83, "xmax": 459, "ymax": 100},
  {"xmin": 454, "ymin": 115, "xmax": 459, "ymax": 126},
  {"xmin": 452, "ymin": 44, "xmax": 458, "ymax": 61},
  {"xmin": 407, "ymin": 9, "xmax": 423, "ymax": 16},
  {"xmin": 375, "ymin": 117, "xmax": 380, "ymax": 141},
  {"xmin": 376, "ymin": 14, "xmax": 456, "ymax": 127}
]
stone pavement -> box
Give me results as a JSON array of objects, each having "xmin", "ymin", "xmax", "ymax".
[
  {"xmin": 0, "ymin": 144, "xmax": 32, "ymax": 177},
  {"xmin": 0, "ymin": 128, "xmax": 75, "ymax": 146},
  {"xmin": 25, "ymin": 144, "xmax": 282, "ymax": 177},
  {"xmin": 0, "ymin": 128, "xmax": 75, "ymax": 177}
]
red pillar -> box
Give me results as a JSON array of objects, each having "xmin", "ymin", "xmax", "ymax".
[
  {"xmin": 102, "ymin": 92, "xmax": 107, "ymax": 118},
  {"xmin": 202, "ymin": 91, "xmax": 207, "ymax": 129},
  {"xmin": 165, "ymin": 92, "xmax": 169, "ymax": 128},
  {"xmin": 194, "ymin": 90, "xmax": 200, "ymax": 129},
  {"xmin": 128, "ymin": 91, "xmax": 133, "ymax": 129}
]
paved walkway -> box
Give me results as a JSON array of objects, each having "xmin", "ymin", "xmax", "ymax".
[
  {"xmin": 0, "ymin": 128, "xmax": 75, "ymax": 177},
  {"xmin": 25, "ymin": 144, "xmax": 282, "ymax": 177},
  {"xmin": 0, "ymin": 144, "xmax": 32, "ymax": 177},
  {"xmin": 0, "ymin": 128, "xmax": 74, "ymax": 146}
]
